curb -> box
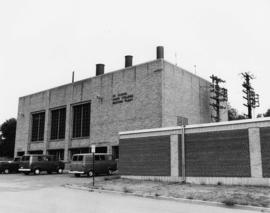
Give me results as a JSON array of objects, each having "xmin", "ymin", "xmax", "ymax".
[{"xmin": 63, "ymin": 184, "xmax": 270, "ymax": 212}]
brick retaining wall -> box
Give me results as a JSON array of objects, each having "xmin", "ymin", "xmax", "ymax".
[{"xmin": 119, "ymin": 118, "xmax": 270, "ymax": 185}]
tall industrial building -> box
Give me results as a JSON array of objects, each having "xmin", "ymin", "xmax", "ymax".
[{"xmin": 14, "ymin": 46, "xmax": 227, "ymax": 161}]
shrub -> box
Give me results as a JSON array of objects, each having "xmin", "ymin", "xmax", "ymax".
[
  {"xmin": 123, "ymin": 186, "xmax": 132, "ymax": 193},
  {"xmin": 222, "ymin": 198, "xmax": 236, "ymax": 206},
  {"xmin": 155, "ymin": 193, "xmax": 160, "ymax": 197}
]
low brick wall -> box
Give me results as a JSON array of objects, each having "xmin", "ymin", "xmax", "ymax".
[
  {"xmin": 260, "ymin": 127, "xmax": 270, "ymax": 177},
  {"xmin": 184, "ymin": 130, "xmax": 250, "ymax": 177},
  {"xmin": 119, "ymin": 118, "xmax": 270, "ymax": 185},
  {"xmin": 119, "ymin": 136, "xmax": 171, "ymax": 176}
]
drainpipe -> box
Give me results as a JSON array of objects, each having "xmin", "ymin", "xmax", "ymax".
[{"xmin": 182, "ymin": 125, "xmax": 186, "ymax": 183}]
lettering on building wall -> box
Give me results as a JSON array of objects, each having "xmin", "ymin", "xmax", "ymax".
[{"xmin": 112, "ymin": 92, "xmax": 133, "ymax": 104}]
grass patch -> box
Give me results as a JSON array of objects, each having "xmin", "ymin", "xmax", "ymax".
[{"xmin": 104, "ymin": 175, "xmax": 120, "ymax": 181}]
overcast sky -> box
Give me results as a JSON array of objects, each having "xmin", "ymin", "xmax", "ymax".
[{"xmin": 0, "ymin": 0, "xmax": 269, "ymax": 124}]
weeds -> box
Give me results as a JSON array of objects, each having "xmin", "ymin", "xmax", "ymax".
[
  {"xmin": 222, "ymin": 198, "xmax": 236, "ymax": 206},
  {"xmin": 123, "ymin": 186, "xmax": 132, "ymax": 193},
  {"xmin": 155, "ymin": 192, "xmax": 160, "ymax": 197}
]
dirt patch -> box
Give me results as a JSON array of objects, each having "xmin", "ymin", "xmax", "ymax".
[{"xmin": 74, "ymin": 177, "xmax": 270, "ymax": 208}]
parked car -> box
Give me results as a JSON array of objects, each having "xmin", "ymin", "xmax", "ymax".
[
  {"xmin": 0, "ymin": 157, "xmax": 21, "ymax": 174},
  {"xmin": 18, "ymin": 154, "xmax": 65, "ymax": 175},
  {"xmin": 69, "ymin": 153, "xmax": 117, "ymax": 177}
]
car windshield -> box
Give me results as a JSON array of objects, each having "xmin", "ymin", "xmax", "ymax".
[
  {"xmin": 21, "ymin": 156, "xmax": 30, "ymax": 161},
  {"xmin": 14, "ymin": 157, "xmax": 20, "ymax": 162}
]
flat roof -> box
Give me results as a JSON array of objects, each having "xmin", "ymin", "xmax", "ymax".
[{"xmin": 119, "ymin": 117, "xmax": 270, "ymax": 135}]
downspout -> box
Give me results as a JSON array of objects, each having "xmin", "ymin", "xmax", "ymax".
[{"xmin": 182, "ymin": 125, "xmax": 186, "ymax": 183}]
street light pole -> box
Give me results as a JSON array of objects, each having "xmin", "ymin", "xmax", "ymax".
[
  {"xmin": 92, "ymin": 152, "xmax": 95, "ymax": 186},
  {"xmin": 91, "ymin": 145, "xmax": 96, "ymax": 187}
]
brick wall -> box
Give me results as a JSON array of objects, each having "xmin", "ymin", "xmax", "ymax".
[
  {"xmin": 184, "ymin": 130, "xmax": 250, "ymax": 177},
  {"xmin": 162, "ymin": 61, "xmax": 215, "ymax": 126},
  {"xmin": 119, "ymin": 136, "xmax": 170, "ymax": 176},
  {"xmin": 260, "ymin": 127, "xmax": 270, "ymax": 177},
  {"xmin": 119, "ymin": 118, "xmax": 270, "ymax": 185}
]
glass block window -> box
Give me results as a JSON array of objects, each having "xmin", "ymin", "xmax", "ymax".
[
  {"xmin": 72, "ymin": 103, "xmax": 91, "ymax": 138},
  {"xmin": 31, "ymin": 112, "xmax": 45, "ymax": 142},
  {"xmin": 50, "ymin": 108, "xmax": 66, "ymax": 140}
]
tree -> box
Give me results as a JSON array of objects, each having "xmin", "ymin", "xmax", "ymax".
[
  {"xmin": 228, "ymin": 105, "xmax": 246, "ymax": 121},
  {"xmin": 257, "ymin": 109, "xmax": 270, "ymax": 118},
  {"xmin": 263, "ymin": 109, "xmax": 270, "ymax": 117},
  {"xmin": 0, "ymin": 118, "xmax": 17, "ymax": 158}
]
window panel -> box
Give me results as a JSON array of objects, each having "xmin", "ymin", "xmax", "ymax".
[
  {"xmin": 31, "ymin": 112, "xmax": 45, "ymax": 142},
  {"xmin": 38, "ymin": 113, "xmax": 45, "ymax": 141},
  {"xmin": 58, "ymin": 108, "xmax": 66, "ymax": 139},
  {"xmin": 50, "ymin": 108, "xmax": 66, "ymax": 140},
  {"xmin": 72, "ymin": 103, "xmax": 90, "ymax": 138}
]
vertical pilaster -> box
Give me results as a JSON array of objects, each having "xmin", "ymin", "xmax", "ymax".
[
  {"xmin": 64, "ymin": 104, "xmax": 71, "ymax": 162},
  {"xmin": 107, "ymin": 146, "xmax": 112, "ymax": 154},
  {"xmin": 170, "ymin": 134, "xmax": 179, "ymax": 177},
  {"xmin": 43, "ymin": 90, "xmax": 50, "ymax": 154},
  {"xmin": 64, "ymin": 85, "xmax": 73, "ymax": 162},
  {"xmin": 248, "ymin": 128, "xmax": 263, "ymax": 178}
]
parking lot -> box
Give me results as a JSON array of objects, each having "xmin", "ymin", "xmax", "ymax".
[
  {"xmin": 0, "ymin": 173, "xmax": 262, "ymax": 213},
  {"xmin": 0, "ymin": 172, "xmax": 100, "ymax": 192}
]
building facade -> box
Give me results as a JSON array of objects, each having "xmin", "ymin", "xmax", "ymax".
[{"xmin": 14, "ymin": 47, "xmax": 227, "ymax": 161}]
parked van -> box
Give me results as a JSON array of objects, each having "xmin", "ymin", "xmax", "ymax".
[
  {"xmin": 19, "ymin": 154, "xmax": 65, "ymax": 175},
  {"xmin": 0, "ymin": 157, "xmax": 21, "ymax": 174},
  {"xmin": 69, "ymin": 153, "xmax": 117, "ymax": 177}
]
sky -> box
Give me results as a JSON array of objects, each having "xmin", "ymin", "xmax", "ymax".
[{"xmin": 0, "ymin": 0, "xmax": 270, "ymax": 124}]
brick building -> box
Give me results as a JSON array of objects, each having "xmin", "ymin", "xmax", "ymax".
[{"xmin": 14, "ymin": 46, "xmax": 227, "ymax": 161}]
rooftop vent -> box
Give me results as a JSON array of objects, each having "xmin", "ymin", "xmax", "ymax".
[
  {"xmin": 125, "ymin": 55, "xmax": 133, "ymax": 68},
  {"xmin": 156, "ymin": 46, "xmax": 164, "ymax": 59},
  {"xmin": 96, "ymin": 64, "xmax": 105, "ymax": 76}
]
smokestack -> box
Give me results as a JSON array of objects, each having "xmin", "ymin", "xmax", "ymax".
[
  {"xmin": 96, "ymin": 64, "xmax": 105, "ymax": 76},
  {"xmin": 156, "ymin": 46, "xmax": 164, "ymax": 59},
  {"xmin": 125, "ymin": 55, "xmax": 133, "ymax": 67}
]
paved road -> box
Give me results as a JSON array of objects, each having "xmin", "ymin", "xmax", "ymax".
[{"xmin": 0, "ymin": 174, "xmax": 258, "ymax": 213}]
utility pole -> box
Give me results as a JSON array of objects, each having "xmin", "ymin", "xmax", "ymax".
[
  {"xmin": 241, "ymin": 72, "xmax": 259, "ymax": 119},
  {"xmin": 210, "ymin": 75, "xmax": 228, "ymax": 122}
]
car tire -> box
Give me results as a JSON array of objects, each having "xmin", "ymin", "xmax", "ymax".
[
  {"xmin": 47, "ymin": 171, "xmax": 52, "ymax": 174},
  {"xmin": 88, "ymin": 170, "xmax": 94, "ymax": 177},
  {"xmin": 34, "ymin": 168, "xmax": 40, "ymax": 175},
  {"xmin": 4, "ymin": 169, "xmax": 9, "ymax": 174},
  {"xmin": 74, "ymin": 173, "xmax": 80, "ymax": 177},
  {"xmin": 23, "ymin": 172, "xmax": 29, "ymax": 175},
  {"xmin": 57, "ymin": 168, "xmax": 63, "ymax": 174},
  {"xmin": 108, "ymin": 169, "xmax": 113, "ymax": 176}
]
